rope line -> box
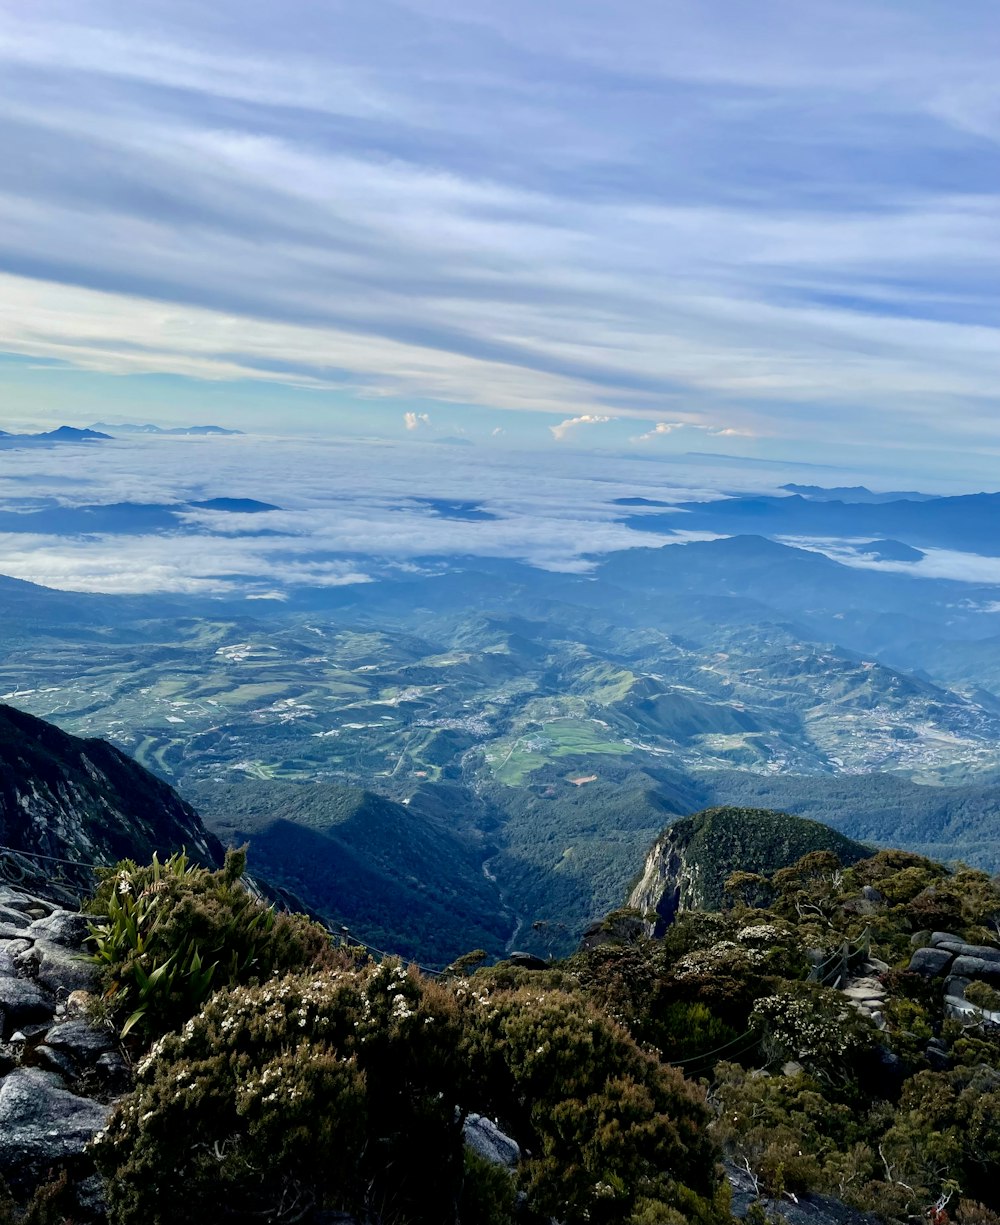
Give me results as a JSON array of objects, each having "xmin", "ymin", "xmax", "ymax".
[{"xmin": 0, "ymin": 843, "xmax": 104, "ymax": 871}]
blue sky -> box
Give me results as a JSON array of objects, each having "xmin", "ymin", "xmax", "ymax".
[{"xmin": 1, "ymin": 1, "xmax": 999, "ymax": 475}]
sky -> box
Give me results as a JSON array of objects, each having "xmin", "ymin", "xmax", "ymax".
[{"xmin": 1, "ymin": 2, "xmax": 1000, "ymax": 476}]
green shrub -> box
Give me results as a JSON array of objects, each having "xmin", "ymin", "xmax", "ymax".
[
  {"xmin": 965, "ymin": 980, "xmax": 1000, "ymax": 1012},
  {"xmin": 94, "ymin": 961, "xmax": 471, "ymax": 1225},
  {"xmin": 87, "ymin": 848, "xmax": 337, "ymax": 1040},
  {"xmin": 459, "ymin": 1151, "xmax": 517, "ymax": 1225},
  {"xmin": 459, "ymin": 983, "xmax": 723, "ymax": 1225}
]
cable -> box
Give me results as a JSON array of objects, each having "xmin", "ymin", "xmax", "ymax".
[
  {"xmin": 0, "ymin": 843, "xmax": 104, "ymax": 871},
  {"xmin": 672, "ymin": 1026, "xmax": 758, "ymax": 1066}
]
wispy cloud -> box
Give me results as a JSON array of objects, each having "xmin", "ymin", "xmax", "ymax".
[
  {"xmin": 404, "ymin": 411, "xmax": 430, "ymax": 430},
  {"xmin": 0, "ymin": 2, "xmax": 998, "ymax": 459},
  {"xmin": 632, "ymin": 421, "xmax": 754, "ymax": 443}
]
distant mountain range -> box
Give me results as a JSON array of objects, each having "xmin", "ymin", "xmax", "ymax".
[
  {"xmin": 90, "ymin": 422, "xmax": 242, "ymax": 436},
  {"xmin": 0, "ymin": 426, "xmax": 109, "ymax": 448},
  {"xmin": 629, "ymin": 489, "xmax": 1000, "ymax": 555},
  {"xmin": 0, "ymin": 497, "xmax": 281, "ymax": 537},
  {"xmin": 780, "ymin": 483, "xmax": 937, "ymax": 503}
]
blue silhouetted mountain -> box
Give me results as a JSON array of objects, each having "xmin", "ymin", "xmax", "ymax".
[
  {"xmin": 0, "ymin": 426, "xmax": 110, "ymax": 448},
  {"xmin": 190, "ymin": 498, "xmax": 281, "ymax": 513},
  {"xmin": 781, "ymin": 484, "xmax": 936, "ymax": 503},
  {"xmin": 0, "ymin": 498, "xmax": 281, "ymax": 536},
  {"xmin": 626, "ymin": 490, "xmax": 1000, "ymax": 554},
  {"xmin": 856, "ymin": 539, "xmax": 925, "ymax": 562}
]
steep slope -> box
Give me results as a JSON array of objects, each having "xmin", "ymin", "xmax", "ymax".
[
  {"xmin": 0, "ymin": 704, "xmax": 222, "ymax": 890},
  {"xmin": 190, "ymin": 778, "xmax": 511, "ymax": 965},
  {"xmin": 628, "ymin": 806, "xmax": 869, "ymax": 929}
]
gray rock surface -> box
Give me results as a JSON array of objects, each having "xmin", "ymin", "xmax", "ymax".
[
  {"xmin": 0, "ymin": 1068, "xmax": 109, "ymax": 1190},
  {"xmin": 28, "ymin": 937, "xmax": 99, "ymax": 993},
  {"xmin": 908, "ymin": 946, "xmax": 953, "ymax": 976},
  {"xmin": 26, "ymin": 910, "xmax": 94, "ymax": 947},
  {"xmin": 0, "ymin": 883, "xmax": 127, "ymax": 1218},
  {"xmin": 0, "ymin": 975, "xmax": 56, "ymax": 1037},
  {"xmin": 463, "ymin": 1113, "xmax": 521, "ymax": 1168}
]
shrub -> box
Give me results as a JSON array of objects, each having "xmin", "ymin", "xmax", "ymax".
[
  {"xmin": 87, "ymin": 849, "xmax": 337, "ymax": 1040},
  {"xmin": 965, "ymin": 980, "xmax": 1000, "ymax": 1012},
  {"xmin": 458, "ymin": 983, "xmax": 723, "ymax": 1225},
  {"xmin": 94, "ymin": 961, "xmax": 471, "ymax": 1225},
  {"xmin": 750, "ymin": 986, "xmax": 876, "ymax": 1081}
]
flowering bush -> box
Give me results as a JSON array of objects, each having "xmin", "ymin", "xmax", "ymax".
[
  {"xmin": 94, "ymin": 961, "xmax": 470, "ymax": 1225},
  {"xmin": 751, "ymin": 987, "xmax": 875, "ymax": 1078}
]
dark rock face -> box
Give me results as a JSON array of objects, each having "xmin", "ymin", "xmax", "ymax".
[
  {"xmin": 0, "ymin": 703, "xmax": 223, "ymax": 901},
  {"xmin": 0, "ymin": 883, "xmax": 127, "ymax": 1220}
]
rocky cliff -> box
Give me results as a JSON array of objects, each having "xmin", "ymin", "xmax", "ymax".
[
  {"xmin": 0, "ymin": 704, "xmax": 222, "ymax": 899},
  {"xmin": 628, "ymin": 806, "xmax": 869, "ymax": 931}
]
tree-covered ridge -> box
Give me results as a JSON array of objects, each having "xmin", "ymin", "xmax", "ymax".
[
  {"xmin": 25, "ymin": 811, "xmax": 996, "ymax": 1225},
  {"xmin": 630, "ymin": 806, "xmax": 870, "ymax": 919}
]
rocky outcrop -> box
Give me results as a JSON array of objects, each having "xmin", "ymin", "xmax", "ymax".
[
  {"xmin": 726, "ymin": 1160, "xmax": 880, "ymax": 1225},
  {"xmin": 907, "ymin": 930, "xmax": 1000, "ymax": 1023},
  {"xmin": 0, "ymin": 703, "xmax": 223, "ymax": 901},
  {"xmin": 628, "ymin": 808, "xmax": 868, "ymax": 933},
  {"xmin": 0, "ymin": 881, "xmax": 126, "ymax": 1219},
  {"xmin": 629, "ymin": 826, "xmax": 702, "ymax": 931}
]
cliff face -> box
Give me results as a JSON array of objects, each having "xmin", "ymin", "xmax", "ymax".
[
  {"xmin": 628, "ymin": 826, "xmax": 706, "ymax": 930},
  {"xmin": 0, "ymin": 704, "xmax": 222, "ymax": 897},
  {"xmin": 628, "ymin": 806, "xmax": 869, "ymax": 933}
]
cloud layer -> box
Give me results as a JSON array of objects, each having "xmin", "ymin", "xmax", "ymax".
[{"xmin": 0, "ymin": 2, "xmax": 999, "ymax": 458}]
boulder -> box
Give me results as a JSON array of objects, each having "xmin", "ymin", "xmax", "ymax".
[
  {"xmin": 34, "ymin": 1043, "xmax": 78, "ymax": 1080},
  {"xmin": 0, "ymin": 937, "xmax": 31, "ymax": 976},
  {"xmin": 0, "ymin": 975, "xmax": 55, "ymax": 1038},
  {"xmin": 95, "ymin": 1050, "xmax": 131, "ymax": 1089},
  {"xmin": 26, "ymin": 910, "xmax": 94, "ymax": 948},
  {"xmin": 929, "ymin": 931, "xmax": 965, "ymax": 948},
  {"xmin": 463, "ymin": 1114, "xmax": 520, "ymax": 1168},
  {"xmin": 507, "ymin": 951, "xmax": 548, "ymax": 970},
  {"xmin": 908, "ymin": 947, "xmax": 953, "ymax": 976},
  {"xmin": 44, "ymin": 1019, "xmax": 116, "ymax": 1063},
  {"xmin": 951, "ymin": 955, "xmax": 1000, "ymax": 984},
  {"xmin": 0, "ymin": 889, "xmax": 54, "ymax": 918},
  {"xmin": 0, "ymin": 1068, "xmax": 108, "ymax": 1191},
  {"xmin": 21, "ymin": 939, "xmax": 98, "ymax": 994},
  {"xmin": 0, "ymin": 907, "xmax": 31, "ymax": 930}
]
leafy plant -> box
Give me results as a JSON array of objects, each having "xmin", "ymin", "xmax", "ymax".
[{"xmin": 87, "ymin": 848, "xmax": 337, "ymax": 1040}]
